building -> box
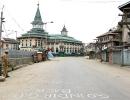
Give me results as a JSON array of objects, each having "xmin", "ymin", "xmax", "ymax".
[
  {"xmin": 85, "ymin": 42, "xmax": 96, "ymax": 59},
  {"xmin": 17, "ymin": 4, "xmax": 47, "ymax": 51},
  {"xmin": 96, "ymin": 29, "xmax": 121, "ymax": 50},
  {"xmin": 17, "ymin": 3, "xmax": 83, "ymax": 55},
  {"xmin": 118, "ymin": 1, "xmax": 130, "ymax": 46},
  {"xmin": 1, "ymin": 38, "xmax": 19, "ymax": 50},
  {"xmin": 96, "ymin": 28, "xmax": 121, "ymax": 62},
  {"xmin": 47, "ymin": 25, "xmax": 83, "ymax": 55}
]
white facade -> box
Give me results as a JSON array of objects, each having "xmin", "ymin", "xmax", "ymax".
[
  {"xmin": 19, "ymin": 37, "xmax": 83, "ymax": 54},
  {"xmin": 47, "ymin": 42, "xmax": 82, "ymax": 54}
]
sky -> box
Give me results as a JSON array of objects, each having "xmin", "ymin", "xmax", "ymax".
[{"xmin": 0, "ymin": 0, "xmax": 129, "ymax": 43}]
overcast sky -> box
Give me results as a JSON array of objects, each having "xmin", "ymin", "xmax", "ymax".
[{"xmin": 0, "ymin": 0, "xmax": 129, "ymax": 43}]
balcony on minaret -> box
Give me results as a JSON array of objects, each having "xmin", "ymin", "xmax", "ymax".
[{"xmin": 33, "ymin": 24, "xmax": 43, "ymax": 29}]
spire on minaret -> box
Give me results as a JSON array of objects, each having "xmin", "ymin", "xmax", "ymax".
[
  {"xmin": 37, "ymin": 1, "xmax": 39, "ymax": 7},
  {"xmin": 61, "ymin": 25, "xmax": 68, "ymax": 36},
  {"xmin": 62, "ymin": 25, "xmax": 68, "ymax": 32},
  {"xmin": 31, "ymin": 3, "xmax": 43, "ymax": 28}
]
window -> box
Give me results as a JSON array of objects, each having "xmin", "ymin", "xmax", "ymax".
[
  {"xmin": 35, "ymin": 40, "xmax": 37, "ymax": 46},
  {"xmin": 70, "ymin": 48, "xmax": 71, "ymax": 53},
  {"xmin": 21, "ymin": 40, "xmax": 24, "ymax": 46},
  {"xmin": 30, "ymin": 40, "xmax": 32, "ymax": 46},
  {"xmin": 6, "ymin": 44, "xmax": 8, "ymax": 48},
  {"xmin": 26, "ymin": 40, "xmax": 27, "ymax": 46},
  {"xmin": 56, "ymin": 48, "xmax": 58, "ymax": 52},
  {"xmin": 38, "ymin": 40, "xmax": 40, "ymax": 46},
  {"xmin": 64, "ymin": 48, "xmax": 66, "ymax": 52}
]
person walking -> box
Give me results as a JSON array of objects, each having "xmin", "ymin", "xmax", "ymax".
[{"xmin": 47, "ymin": 49, "xmax": 54, "ymax": 60}]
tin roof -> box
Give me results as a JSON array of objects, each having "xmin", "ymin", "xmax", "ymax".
[
  {"xmin": 96, "ymin": 32, "xmax": 118, "ymax": 38},
  {"xmin": 48, "ymin": 34, "xmax": 82, "ymax": 43}
]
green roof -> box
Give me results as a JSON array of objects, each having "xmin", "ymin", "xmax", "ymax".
[
  {"xmin": 21, "ymin": 31, "xmax": 48, "ymax": 37},
  {"xmin": 48, "ymin": 34, "xmax": 82, "ymax": 43},
  {"xmin": 28, "ymin": 28, "xmax": 46, "ymax": 34},
  {"xmin": 19, "ymin": 27, "xmax": 48, "ymax": 38},
  {"xmin": 31, "ymin": 4, "xmax": 43, "ymax": 25}
]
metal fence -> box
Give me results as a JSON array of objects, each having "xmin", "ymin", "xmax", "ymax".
[
  {"xmin": 0, "ymin": 49, "xmax": 35, "ymax": 69},
  {"xmin": 8, "ymin": 49, "xmax": 35, "ymax": 58},
  {"xmin": 112, "ymin": 49, "xmax": 130, "ymax": 66},
  {"xmin": 101, "ymin": 49, "xmax": 130, "ymax": 66},
  {"xmin": 112, "ymin": 50, "xmax": 122, "ymax": 65},
  {"xmin": 123, "ymin": 49, "xmax": 130, "ymax": 65}
]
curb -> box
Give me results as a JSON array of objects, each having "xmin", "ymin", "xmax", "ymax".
[
  {"xmin": 8, "ymin": 62, "xmax": 34, "ymax": 72},
  {"xmin": 0, "ymin": 76, "xmax": 5, "ymax": 82}
]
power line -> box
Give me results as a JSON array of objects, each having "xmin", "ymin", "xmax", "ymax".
[
  {"xmin": 10, "ymin": 16, "xmax": 24, "ymax": 32},
  {"xmin": 0, "ymin": 0, "xmax": 25, "ymax": 33},
  {"xmin": 2, "ymin": 5, "xmax": 25, "ymax": 32},
  {"xmin": 2, "ymin": 23, "xmax": 8, "ymax": 37},
  {"xmin": 0, "ymin": 0, "xmax": 3, "ymax": 8},
  {"xmin": 61, "ymin": 0, "xmax": 125, "ymax": 3},
  {"xmin": 84, "ymin": 0, "xmax": 124, "ymax": 4}
]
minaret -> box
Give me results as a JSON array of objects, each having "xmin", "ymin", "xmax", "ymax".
[
  {"xmin": 31, "ymin": 3, "xmax": 44, "ymax": 30},
  {"xmin": 61, "ymin": 25, "xmax": 68, "ymax": 36}
]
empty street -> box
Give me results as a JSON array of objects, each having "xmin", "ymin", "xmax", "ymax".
[{"xmin": 0, "ymin": 57, "xmax": 130, "ymax": 100}]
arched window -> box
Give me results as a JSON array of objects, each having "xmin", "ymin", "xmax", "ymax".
[{"xmin": 56, "ymin": 48, "xmax": 58, "ymax": 53}]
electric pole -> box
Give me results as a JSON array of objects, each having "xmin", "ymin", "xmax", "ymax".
[
  {"xmin": 0, "ymin": 6, "xmax": 5, "ymax": 77},
  {"xmin": 0, "ymin": 6, "xmax": 5, "ymax": 44}
]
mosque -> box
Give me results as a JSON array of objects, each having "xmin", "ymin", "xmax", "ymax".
[{"xmin": 17, "ymin": 3, "xmax": 83, "ymax": 55}]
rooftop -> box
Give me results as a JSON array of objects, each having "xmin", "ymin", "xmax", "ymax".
[
  {"xmin": 118, "ymin": 1, "xmax": 130, "ymax": 11},
  {"xmin": 2, "ymin": 38, "xmax": 18, "ymax": 44},
  {"xmin": 96, "ymin": 31, "xmax": 118, "ymax": 38},
  {"xmin": 48, "ymin": 34, "xmax": 82, "ymax": 43}
]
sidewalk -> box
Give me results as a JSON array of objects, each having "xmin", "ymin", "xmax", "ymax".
[
  {"xmin": 85, "ymin": 58, "xmax": 130, "ymax": 72},
  {"xmin": 0, "ymin": 63, "xmax": 34, "ymax": 82},
  {"xmin": 101, "ymin": 60, "xmax": 130, "ymax": 71}
]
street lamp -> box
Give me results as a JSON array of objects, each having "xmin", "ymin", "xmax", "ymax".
[
  {"xmin": 43, "ymin": 21, "xmax": 54, "ymax": 50},
  {"xmin": 43, "ymin": 21, "xmax": 54, "ymax": 32}
]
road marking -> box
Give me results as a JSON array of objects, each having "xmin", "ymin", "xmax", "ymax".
[{"xmin": 13, "ymin": 88, "xmax": 110, "ymax": 99}]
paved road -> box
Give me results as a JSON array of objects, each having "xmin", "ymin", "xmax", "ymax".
[{"xmin": 0, "ymin": 57, "xmax": 130, "ymax": 100}]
